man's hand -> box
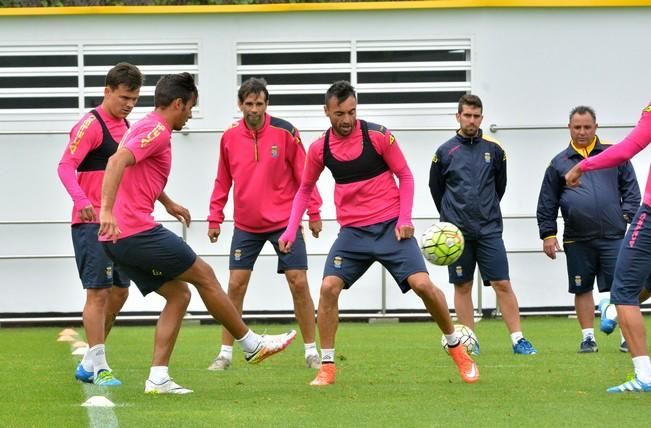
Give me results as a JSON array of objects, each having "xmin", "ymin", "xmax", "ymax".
[
  {"xmin": 565, "ymin": 164, "xmax": 583, "ymax": 187},
  {"xmin": 395, "ymin": 224, "xmax": 415, "ymax": 240},
  {"xmin": 543, "ymin": 237, "xmax": 561, "ymax": 260},
  {"xmin": 308, "ymin": 220, "xmax": 322, "ymax": 238},
  {"xmin": 79, "ymin": 204, "xmax": 97, "ymax": 222},
  {"xmin": 208, "ymin": 228, "xmax": 220, "ymax": 243},
  {"xmin": 98, "ymin": 209, "xmax": 121, "ymax": 243},
  {"xmin": 165, "ymin": 202, "xmax": 191, "ymax": 227}
]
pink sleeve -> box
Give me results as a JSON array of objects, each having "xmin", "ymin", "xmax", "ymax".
[
  {"xmin": 290, "ymin": 129, "xmax": 322, "ymax": 222},
  {"xmin": 125, "ymin": 122, "xmax": 168, "ymax": 163},
  {"xmin": 57, "ymin": 117, "xmax": 102, "ymax": 211},
  {"xmin": 207, "ymin": 135, "xmax": 232, "ymax": 229},
  {"xmin": 280, "ymin": 141, "xmax": 325, "ymax": 243},
  {"xmin": 373, "ymin": 130, "xmax": 412, "ymax": 227},
  {"xmin": 581, "ymin": 109, "xmax": 651, "ymax": 172},
  {"xmin": 395, "ymin": 166, "xmax": 414, "ymax": 228}
]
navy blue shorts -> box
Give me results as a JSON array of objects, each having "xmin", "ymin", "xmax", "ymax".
[
  {"xmin": 564, "ymin": 238, "xmax": 621, "ymax": 294},
  {"xmin": 71, "ymin": 223, "xmax": 130, "ymax": 289},
  {"xmin": 447, "ymin": 233, "xmax": 510, "ymax": 286},
  {"xmin": 611, "ymin": 204, "xmax": 651, "ymax": 306},
  {"xmin": 230, "ymin": 227, "xmax": 307, "ymax": 273},
  {"xmin": 324, "ymin": 218, "xmax": 427, "ymax": 293},
  {"xmin": 101, "ymin": 225, "xmax": 197, "ymax": 296}
]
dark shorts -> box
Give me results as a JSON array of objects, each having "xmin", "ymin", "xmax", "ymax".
[
  {"xmin": 564, "ymin": 238, "xmax": 621, "ymax": 294},
  {"xmin": 447, "ymin": 233, "xmax": 510, "ymax": 286},
  {"xmin": 230, "ymin": 227, "xmax": 307, "ymax": 273},
  {"xmin": 101, "ymin": 225, "xmax": 197, "ymax": 296},
  {"xmin": 71, "ymin": 223, "xmax": 130, "ymax": 289},
  {"xmin": 323, "ymin": 218, "xmax": 427, "ymax": 293},
  {"xmin": 611, "ymin": 204, "xmax": 651, "ymax": 306}
]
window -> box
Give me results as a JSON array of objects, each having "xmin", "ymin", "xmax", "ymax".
[
  {"xmin": 236, "ymin": 39, "xmax": 471, "ymax": 122},
  {"xmin": 0, "ymin": 43, "xmax": 198, "ymax": 117}
]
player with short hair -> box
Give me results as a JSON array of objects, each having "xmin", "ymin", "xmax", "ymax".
[
  {"xmin": 537, "ymin": 105, "xmax": 640, "ymax": 353},
  {"xmin": 279, "ymin": 81, "xmax": 479, "ymax": 386},
  {"xmin": 207, "ymin": 77, "xmax": 322, "ymax": 371},
  {"xmin": 565, "ymin": 102, "xmax": 651, "ymax": 392},
  {"xmin": 429, "ymin": 94, "xmax": 537, "ymax": 355},
  {"xmin": 99, "ymin": 73, "xmax": 296, "ymax": 394},
  {"xmin": 57, "ymin": 62, "xmax": 143, "ymax": 386}
]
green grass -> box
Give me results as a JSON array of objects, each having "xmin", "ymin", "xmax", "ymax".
[{"xmin": 1, "ymin": 317, "xmax": 650, "ymax": 427}]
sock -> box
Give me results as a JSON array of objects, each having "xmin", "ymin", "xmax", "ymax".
[
  {"xmin": 511, "ymin": 332, "xmax": 524, "ymax": 346},
  {"xmin": 605, "ymin": 304, "xmax": 618, "ymax": 321},
  {"xmin": 321, "ymin": 348, "xmax": 335, "ymax": 364},
  {"xmin": 444, "ymin": 332, "xmax": 461, "ymax": 347},
  {"xmin": 149, "ymin": 366, "xmax": 169, "ymax": 384},
  {"xmin": 81, "ymin": 348, "xmax": 93, "ymax": 372},
  {"xmin": 620, "ymin": 330, "xmax": 626, "ymax": 344},
  {"xmin": 304, "ymin": 342, "xmax": 318, "ymax": 358},
  {"xmin": 236, "ymin": 330, "xmax": 263, "ymax": 354},
  {"xmin": 632, "ymin": 356, "xmax": 651, "ymax": 384},
  {"xmin": 218, "ymin": 345, "xmax": 233, "ymax": 361},
  {"xmin": 581, "ymin": 328, "xmax": 595, "ymax": 341},
  {"xmin": 89, "ymin": 344, "xmax": 110, "ymax": 376}
]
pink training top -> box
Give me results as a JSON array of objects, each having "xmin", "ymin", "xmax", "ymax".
[
  {"xmin": 580, "ymin": 104, "xmax": 651, "ymax": 206},
  {"xmin": 208, "ymin": 113, "xmax": 322, "ymax": 233},
  {"xmin": 102, "ymin": 111, "xmax": 172, "ymax": 240},
  {"xmin": 280, "ymin": 119, "xmax": 414, "ymax": 244},
  {"xmin": 57, "ymin": 106, "xmax": 129, "ymax": 225}
]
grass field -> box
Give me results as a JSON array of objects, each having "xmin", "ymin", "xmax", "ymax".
[{"xmin": 1, "ymin": 317, "xmax": 650, "ymax": 427}]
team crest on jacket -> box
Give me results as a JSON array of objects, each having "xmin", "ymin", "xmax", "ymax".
[
  {"xmin": 484, "ymin": 152, "xmax": 491, "ymax": 163},
  {"xmin": 234, "ymin": 249, "xmax": 242, "ymax": 261},
  {"xmin": 333, "ymin": 256, "xmax": 343, "ymax": 269},
  {"xmin": 271, "ymin": 145, "xmax": 279, "ymax": 158}
]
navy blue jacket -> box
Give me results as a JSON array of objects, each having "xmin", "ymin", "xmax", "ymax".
[
  {"xmin": 536, "ymin": 136, "xmax": 640, "ymax": 242},
  {"xmin": 429, "ymin": 129, "xmax": 507, "ymax": 240}
]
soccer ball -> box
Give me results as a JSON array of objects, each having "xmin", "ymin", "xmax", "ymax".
[
  {"xmin": 420, "ymin": 222, "xmax": 464, "ymax": 266},
  {"xmin": 441, "ymin": 324, "xmax": 479, "ymax": 355}
]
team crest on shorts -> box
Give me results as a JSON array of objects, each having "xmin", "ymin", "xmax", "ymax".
[
  {"xmin": 455, "ymin": 266, "xmax": 463, "ymax": 277},
  {"xmin": 574, "ymin": 275, "xmax": 582, "ymax": 287},
  {"xmin": 105, "ymin": 266, "xmax": 113, "ymax": 280},
  {"xmin": 333, "ymin": 256, "xmax": 343, "ymax": 269},
  {"xmin": 234, "ymin": 249, "xmax": 242, "ymax": 261},
  {"xmin": 271, "ymin": 145, "xmax": 279, "ymax": 158},
  {"xmin": 484, "ymin": 152, "xmax": 491, "ymax": 163}
]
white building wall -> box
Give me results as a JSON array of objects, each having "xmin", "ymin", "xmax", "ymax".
[{"xmin": 1, "ymin": 5, "xmax": 650, "ymax": 315}]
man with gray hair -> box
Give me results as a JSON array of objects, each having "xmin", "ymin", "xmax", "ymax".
[{"xmin": 537, "ymin": 105, "xmax": 640, "ymax": 353}]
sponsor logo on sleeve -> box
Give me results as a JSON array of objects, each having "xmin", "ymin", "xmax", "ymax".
[
  {"xmin": 140, "ymin": 123, "xmax": 166, "ymax": 148},
  {"xmin": 643, "ymin": 105, "xmax": 651, "ymax": 113},
  {"xmin": 69, "ymin": 115, "xmax": 97, "ymax": 154},
  {"xmin": 389, "ymin": 134, "xmax": 396, "ymax": 145}
]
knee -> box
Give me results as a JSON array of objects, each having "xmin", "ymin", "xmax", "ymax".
[
  {"xmin": 320, "ymin": 278, "xmax": 343, "ymax": 302},
  {"xmin": 112, "ymin": 287, "xmax": 129, "ymax": 303},
  {"xmin": 454, "ymin": 281, "xmax": 473, "ymax": 296},
  {"xmin": 286, "ymin": 271, "xmax": 309, "ymax": 294},
  {"xmin": 409, "ymin": 275, "xmax": 432, "ymax": 297},
  {"xmin": 86, "ymin": 288, "xmax": 110, "ymax": 305},
  {"xmin": 178, "ymin": 283, "xmax": 192, "ymax": 308},
  {"xmin": 491, "ymin": 280, "xmax": 512, "ymax": 294}
]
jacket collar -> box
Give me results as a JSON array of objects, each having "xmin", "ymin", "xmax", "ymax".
[
  {"xmin": 454, "ymin": 128, "xmax": 484, "ymax": 144},
  {"xmin": 238, "ymin": 113, "xmax": 270, "ymax": 137},
  {"xmin": 566, "ymin": 135, "xmax": 604, "ymax": 159}
]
